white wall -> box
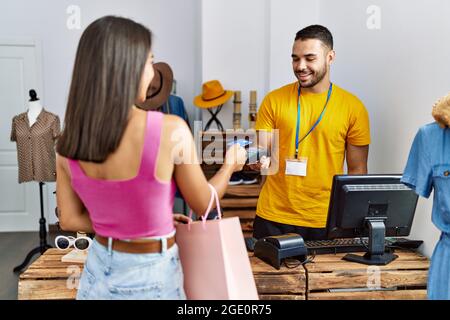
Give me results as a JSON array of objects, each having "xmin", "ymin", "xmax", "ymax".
[
  {"xmin": 269, "ymin": 0, "xmax": 319, "ymax": 90},
  {"xmin": 200, "ymin": 0, "xmax": 320, "ymax": 130},
  {"xmin": 317, "ymin": 0, "xmax": 448, "ymax": 257},
  {"xmin": 0, "ymin": 0, "xmax": 200, "ymax": 224},
  {"xmin": 201, "ymin": 0, "xmax": 270, "ymax": 130}
]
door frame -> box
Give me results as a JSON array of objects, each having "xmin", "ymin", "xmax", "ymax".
[
  {"xmin": 0, "ymin": 37, "xmax": 44, "ymax": 104},
  {"xmin": 0, "ymin": 37, "xmax": 50, "ymax": 231}
]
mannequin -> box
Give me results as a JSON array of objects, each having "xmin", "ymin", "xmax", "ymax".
[
  {"xmin": 11, "ymin": 88, "xmax": 60, "ymax": 273},
  {"xmin": 27, "ymin": 90, "xmax": 43, "ymax": 127},
  {"xmin": 11, "ymin": 89, "xmax": 60, "ymax": 183}
]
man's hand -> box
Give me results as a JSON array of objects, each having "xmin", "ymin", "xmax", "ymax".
[
  {"xmin": 248, "ymin": 156, "xmax": 271, "ymax": 172},
  {"xmin": 173, "ymin": 213, "xmax": 192, "ymax": 225}
]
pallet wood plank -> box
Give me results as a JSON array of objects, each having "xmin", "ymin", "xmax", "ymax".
[
  {"xmin": 259, "ymin": 294, "xmax": 305, "ymax": 300},
  {"xmin": 305, "ymin": 260, "xmax": 430, "ymax": 273},
  {"xmin": 22, "ymin": 262, "xmax": 81, "ymax": 271},
  {"xmin": 22, "ymin": 259, "xmax": 82, "ymax": 270},
  {"xmin": 308, "ymin": 289, "xmax": 427, "ymax": 300},
  {"xmin": 18, "ymin": 280, "xmax": 78, "ymax": 300},
  {"xmin": 43, "ymin": 249, "xmax": 70, "ymax": 255},
  {"xmin": 250, "ymin": 254, "xmax": 306, "ymax": 297},
  {"xmin": 20, "ymin": 267, "xmax": 83, "ymax": 279},
  {"xmin": 221, "ymin": 197, "xmax": 258, "ymax": 208},
  {"xmin": 223, "ymin": 210, "xmax": 256, "ymax": 220},
  {"xmin": 226, "ymin": 185, "xmax": 261, "ymax": 197},
  {"xmin": 254, "ymin": 274, "xmax": 306, "ymax": 294},
  {"xmin": 308, "ymin": 270, "xmax": 428, "ymax": 291},
  {"xmin": 309, "ymin": 251, "xmax": 427, "ymax": 263}
]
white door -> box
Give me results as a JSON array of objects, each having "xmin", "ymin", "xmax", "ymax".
[{"xmin": 0, "ymin": 40, "xmax": 47, "ymax": 232}]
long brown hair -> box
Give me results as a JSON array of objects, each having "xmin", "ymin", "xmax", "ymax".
[{"xmin": 57, "ymin": 16, "xmax": 152, "ymax": 162}]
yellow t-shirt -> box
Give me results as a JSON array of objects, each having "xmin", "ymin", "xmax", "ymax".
[{"xmin": 255, "ymin": 82, "xmax": 371, "ymax": 228}]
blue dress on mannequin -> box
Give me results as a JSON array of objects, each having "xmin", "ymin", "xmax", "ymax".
[{"xmin": 401, "ymin": 123, "xmax": 450, "ymax": 299}]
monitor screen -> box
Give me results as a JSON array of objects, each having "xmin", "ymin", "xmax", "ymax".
[
  {"xmin": 325, "ymin": 174, "xmax": 419, "ymax": 265},
  {"xmin": 326, "ymin": 174, "xmax": 419, "ymax": 239}
]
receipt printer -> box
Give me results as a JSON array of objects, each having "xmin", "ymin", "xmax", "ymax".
[{"xmin": 254, "ymin": 233, "xmax": 307, "ymax": 270}]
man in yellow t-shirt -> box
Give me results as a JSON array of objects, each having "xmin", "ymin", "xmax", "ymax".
[{"xmin": 252, "ymin": 25, "xmax": 370, "ymax": 240}]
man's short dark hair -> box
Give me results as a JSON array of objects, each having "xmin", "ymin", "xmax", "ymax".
[{"xmin": 295, "ymin": 25, "xmax": 333, "ymax": 50}]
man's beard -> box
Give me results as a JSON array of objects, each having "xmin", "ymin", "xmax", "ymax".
[{"xmin": 297, "ymin": 64, "xmax": 327, "ymax": 88}]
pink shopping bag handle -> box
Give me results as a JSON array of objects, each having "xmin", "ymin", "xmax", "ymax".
[{"xmin": 188, "ymin": 184, "xmax": 222, "ymax": 229}]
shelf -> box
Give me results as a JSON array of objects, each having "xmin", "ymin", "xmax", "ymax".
[
  {"xmin": 221, "ymin": 197, "xmax": 258, "ymax": 208},
  {"xmin": 223, "ymin": 209, "xmax": 256, "ymax": 220},
  {"xmin": 225, "ymin": 184, "xmax": 262, "ymax": 197}
]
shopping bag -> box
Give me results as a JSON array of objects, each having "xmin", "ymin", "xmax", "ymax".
[{"xmin": 176, "ymin": 184, "xmax": 258, "ymax": 300}]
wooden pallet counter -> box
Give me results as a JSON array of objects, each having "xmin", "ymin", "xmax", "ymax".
[
  {"xmin": 18, "ymin": 249, "xmax": 81, "ymax": 300},
  {"xmin": 18, "ymin": 249, "xmax": 305, "ymax": 300},
  {"xmin": 304, "ymin": 250, "xmax": 429, "ymax": 300},
  {"xmin": 249, "ymin": 253, "xmax": 306, "ymax": 300}
]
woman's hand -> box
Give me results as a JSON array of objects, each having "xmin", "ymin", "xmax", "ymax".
[
  {"xmin": 225, "ymin": 144, "xmax": 248, "ymax": 172},
  {"xmin": 173, "ymin": 213, "xmax": 192, "ymax": 225}
]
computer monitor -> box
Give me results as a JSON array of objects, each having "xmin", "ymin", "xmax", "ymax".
[{"xmin": 326, "ymin": 174, "xmax": 419, "ymax": 265}]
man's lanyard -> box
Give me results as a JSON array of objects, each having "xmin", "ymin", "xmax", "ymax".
[{"xmin": 294, "ymin": 82, "xmax": 333, "ymax": 158}]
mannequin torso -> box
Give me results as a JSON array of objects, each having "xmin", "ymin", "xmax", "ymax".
[{"xmin": 27, "ymin": 100, "xmax": 43, "ymax": 127}]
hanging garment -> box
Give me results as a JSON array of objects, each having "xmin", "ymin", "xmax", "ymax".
[
  {"xmin": 402, "ymin": 124, "xmax": 450, "ymax": 299},
  {"xmin": 159, "ymin": 95, "xmax": 190, "ymax": 128},
  {"xmin": 10, "ymin": 109, "xmax": 60, "ymax": 183}
]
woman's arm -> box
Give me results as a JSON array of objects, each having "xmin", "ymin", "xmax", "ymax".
[
  {"xmin": 170, "ymin": 117, "xmax": 246, "ymax": 217},
  {"xmin": 56, "ymin": 154, "xmax": 94, "ymax": 233}
]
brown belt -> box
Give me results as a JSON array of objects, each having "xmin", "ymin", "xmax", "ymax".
[{"xmin": 95, "ymin": 235, "xmax": 176, "ymax": 254}]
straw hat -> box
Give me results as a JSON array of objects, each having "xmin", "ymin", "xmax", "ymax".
[
  {"xmin": 432, "ymin": 93, "xmax": 450, "ymax": 128},
  {"xmin": 194, "ymin": 80, "xmax": 233, "ymax": 109},
  {"xmin": 138, "ymin": 62, "xmax": 173, "ymax": 111}
]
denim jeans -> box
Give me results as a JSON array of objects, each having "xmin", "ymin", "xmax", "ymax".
[{"xmin": 76, "ymin": 239, "xmax": 186, "ymax": 300}]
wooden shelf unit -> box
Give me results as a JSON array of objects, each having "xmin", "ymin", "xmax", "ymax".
[{"xmin": 200, "ymin": 130, "xmax": 263, "ymax": 238}]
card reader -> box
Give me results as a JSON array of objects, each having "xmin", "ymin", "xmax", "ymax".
[{"xmin": 254, "ymin": 233, "xmax": 307, "ymax": 269}]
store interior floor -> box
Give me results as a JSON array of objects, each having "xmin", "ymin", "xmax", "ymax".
[{"xmin": 0, "ymin": 230, "xmax": 72, "ymax": 300}]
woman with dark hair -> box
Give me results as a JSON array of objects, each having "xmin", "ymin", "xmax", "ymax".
[{"xmin": 56, "ymin": 16, "xmax": 247, "ymax": 300}]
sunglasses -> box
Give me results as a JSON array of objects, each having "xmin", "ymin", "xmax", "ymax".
[{"xmin": 55, "ymin": 235, "xmax": 92, "ymax": 251}]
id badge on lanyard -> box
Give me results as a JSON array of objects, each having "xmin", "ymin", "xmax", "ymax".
[
  {"xmin": 285, "ymin": 83, "xmax": 333, "ymax": 177},
  {"xmin": 285, "ymin": 157, "xmax": 308, "ymax": 176}
]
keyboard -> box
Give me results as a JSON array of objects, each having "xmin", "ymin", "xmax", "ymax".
[{"xmin": 305, "ymin": 237, "xmax": 422, "ymax": 255}]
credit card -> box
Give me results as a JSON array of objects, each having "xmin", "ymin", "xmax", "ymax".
[{"xmin": 227, "ymin": 139, "xmax": 251, "ymax": 148}]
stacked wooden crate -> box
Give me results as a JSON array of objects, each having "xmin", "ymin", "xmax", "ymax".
[
  {"xmin": 18, "ymin": 248, "xmax": 80, "ymax": 300},
  {"xmin": 304, "ymin": 250, "xmax": 429, "ymax": 300},
  {"xmin": 18, "ymin": 249, "xmax": 306, "ymax": 300},
  {"xmin": 249, "ymin": 253, "xmax": 306, "ymax": 300}
]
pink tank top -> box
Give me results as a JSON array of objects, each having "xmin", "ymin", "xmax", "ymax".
[{"xmin": 68, "ymin": 111, "xmax": 176, "ymax": 239}]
